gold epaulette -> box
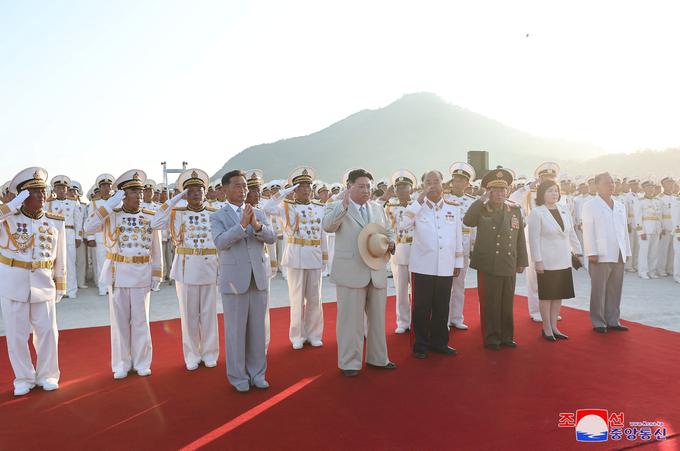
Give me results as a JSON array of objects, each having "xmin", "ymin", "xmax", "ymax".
[
  {"xmin": 444, "ymin": 199, "xmax": 461, "ymax": 206},
  {"xmin": 173, "ymin": 206, "xmax": 188, "ymax": 211},
  {"xmin": 142, "ymin": 208, "xmax": 156, "ymax": 215},
  {"xmin": 505, "ymin": 200, "xmax": 520, "ymax": 208},
  {"xmin": 113, "ymin": 207, "xmax": 122, "ymax": 212},
  {"xmin": 205, "ymin": 206, "xmax": 217, "ymax": 212},
  {"xmin": 283, "ymin": 199, "xmax": 293, "ymax": 204},
  {"xmin": 45, "ymin": 211, "xmax": 64, "ymax": 221},
  {"xmin": 311, "ymin": 200, "xmax": 325, "ymax": 206}
]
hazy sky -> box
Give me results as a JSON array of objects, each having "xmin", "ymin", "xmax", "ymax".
[{"xmin": 2, "ymin": 0, "xmax": 679, "ymax": 187}]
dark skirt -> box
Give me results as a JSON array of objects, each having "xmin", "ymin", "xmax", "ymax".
[{"xmin": 536, "ymin": 268, "xmax": 575, "ymax": 300}]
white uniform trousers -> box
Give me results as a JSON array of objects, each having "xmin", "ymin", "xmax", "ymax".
[
  {"xmin": 0, "ymin": 297, "xmax": 59, "ymax": 390},
  {"xmin": 175, "ymin": 282, "xmax": 219, "ymax": 367},
  {"xmin": 76, "ymin": 241, "xmax": 87, "ymax": 287},
  {"xmin": 276, "ymin": 237, "xmax": 288, "ymax": 279},
  {"xmin": 66, "ymin": 237, "xmax": 78, "ymax": 297},
  {"xmin": 325, "ymin": 234, "xmax": 335, "ymax": 277},
  {"xmin": 108, "ymin": 286, "xmax": 152, "ymax": 373},
  {"xmin": 656, "ymin": 233, "xmax": 673, "ymax": 275},
  {"xmin": 163, "ymin": 242, "xmax": 173, "ymax": 280},
  {"xmin": 390, "ymin": 260, "xmax": 411, "ymax": 330},
  {"xmin": 95, "ymin": 243, "xmax": 108, "ymax": 294},
  {"xmin": 286, "ymin": 267, "xmax": 323, "ymax": 343},
  {"xmin": 625, "ymin": 230, "xmax": 639, "ymax": 271},
  {"xmin": 448, "ymin": 256, "xmax": 469, "ymax": 325},
  {"xmin": 637, "ymin": 234, "xmax": 659, "ymax": 277},
  {"xmin": 673, "ymin": 237, "xmax": 680, "ymax": 282}
]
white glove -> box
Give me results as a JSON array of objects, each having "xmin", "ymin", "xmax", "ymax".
[
  {"xmin": 168, "ymin": 189, "xmax": 188, "ymax": 207},
  {"xmin": 278, "ymin": 184, "xmax": 299, "ymax": 198},
  {"xmin": 7, "ymin": 190, "xmax": 30, "ymax": 210},
  {"xmin": 106, "ymin": 190, "xmax": 125, "ymax": 209}
]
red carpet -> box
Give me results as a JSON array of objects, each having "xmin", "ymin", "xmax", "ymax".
[{"xmin": 1, "ymin": 289, "xmax": 678, "ymax": 450}]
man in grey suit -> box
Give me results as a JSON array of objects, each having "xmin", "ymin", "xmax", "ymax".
[
  {"xmin": 322, "ymin": 169, "xmax": 397, "ymax": 377},
  {"xmin": 211, "ymin": 170, "xmax": 277, "ymax": 392}
]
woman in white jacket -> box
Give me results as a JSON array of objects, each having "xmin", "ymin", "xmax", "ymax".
[{"xmin": 528, "ymin": 180, "xmax": 583, "ymax": 341}]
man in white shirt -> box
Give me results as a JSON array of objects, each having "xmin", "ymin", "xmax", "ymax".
[
  {"xmin": 402, "ymin": 170, "xmax": 464, "ymax": 358},
  {"xmin": 582, "ymin": 172, "xmax": 632, "ymax": 333}
]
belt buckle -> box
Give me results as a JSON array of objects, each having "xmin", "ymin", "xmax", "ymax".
[{"xmin": 193, "ymin": 248, "xmax": 201, "ymax": 256}]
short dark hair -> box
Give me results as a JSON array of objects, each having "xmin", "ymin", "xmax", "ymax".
[
  {"xmin": 221, "ymin": 170, "xmax": 246, "ymax": 186},
  {"xmin": 348, "ymin": 169, "xmax": 373, "ymax": 184},
  {"xmin": 535, "ymin": 180, "xmax": 560, "ymax": 206}
]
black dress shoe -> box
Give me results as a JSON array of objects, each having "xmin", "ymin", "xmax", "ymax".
[
  {"xmin": 341, "ymin": 369, "xmax": 359, "ymax": 377},
  {"xmin": 484, "ymin": 343, "xmax": 500, "ymax": 351},
  {"xmin": 542, "ymin": 330, "xmax": 556, "ymax": 341},
  {"xmin": 413, "ymin": 351, "xmax": 427, "ymax": 359},
  {"xmin": 431, "ymin": 346, "xmax": 458, "ymax": 355},
  {"xmin": 501, "ymin": 341, "xmax": 518, "ymax": 348},
  {"xmin": 554, "ymin": 332, "xmax": 569, "ymax": 340},
  {"xmin": 367, "ymin": 361, "xmax": 397, "ymax": 369},
  {"xmin": 608, "ymin": 325, "xmax": 629, "ymax": 332},
  {"xmin": 593, "ymin": 327, "xmax": 608, "ymax": 334}
]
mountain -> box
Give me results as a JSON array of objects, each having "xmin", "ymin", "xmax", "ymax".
[
  {"xmin": 563, "ymin": 148, "xmax": 680, "ymax": 179},
  {"xmin": 212, "ymin": 93, "xmax": 607, "ymax": 183}
]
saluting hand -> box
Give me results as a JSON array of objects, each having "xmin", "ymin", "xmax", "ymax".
[{"xmin": 342, "ymin": 189, "xmax": 350, "ymax": 209}]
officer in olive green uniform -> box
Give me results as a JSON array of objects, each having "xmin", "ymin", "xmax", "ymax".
[{"xmin": 463, "ymin": 168, "xmax": 528, "ymax": 350}]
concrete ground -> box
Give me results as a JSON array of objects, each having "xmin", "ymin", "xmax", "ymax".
[{"xmin": 0, "ymin": 267, "xmax": 677, "ymax": 336}]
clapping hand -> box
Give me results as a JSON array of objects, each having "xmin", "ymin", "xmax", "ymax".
[
  {"xmin": 249, "ymin": 206, "xmax": 262, "ymax": 231},
  {"xmin": 241, "ymin": 203, "xmax": 254, "ymax": 228}
]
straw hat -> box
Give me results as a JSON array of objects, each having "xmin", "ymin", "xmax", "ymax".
[{"xmin": 358, "ymin": 223, "xmax": 391, "ymax": 270}]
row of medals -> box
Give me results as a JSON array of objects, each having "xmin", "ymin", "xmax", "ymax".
[
  {"xmin": 300, "ymin": 207, "xmax": 321, "ymax": 237},
  {"xmin": 188, "ymin": 214, "xmax": 209, "ymax": 247},
  {"xmin": 118, "ymin": 218, "xmax": 152, "ymax": 249},
  {"xmin": 14, "ymin": 223, "xmax": 55, "ymax": 257}
]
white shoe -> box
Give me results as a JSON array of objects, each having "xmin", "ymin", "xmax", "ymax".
[
  {"xmin": 98, "ymin": 291, "xmax": 108, "ymax": 296},
  {"xmin": 203, "ymin": 360, "xmax": 217, "ymax": 368},
  {"xmin": 530, "ymin": 315, "xmax": 543, "ymax": 322},
  {"xmin": 41, "ymin": 381, "xmax": 59, "ymax": 391},
  {"xmin": 557, "ymin": 315, "xmax": 563, "ymax": 321},
  {"xmin": 136, "ymin": 368, "xmax": 151, "ymax": 377},
  {"xmin": 625, "ymin": 268, "xmax": 636, "ymax": 273},
  {"xmin": 658, "ymin": 272, "xmax": 668, "ymax": 277},
  {"xmin": 113, "ymin": 370, "xmax": 128, "ymax": 380},
  {"xmin": 186, "ymin": 363, "xmax": 199, "ymax": 371},
  {"xmin": 310, "ymin": 340, "xmax": 323, "ymax": 347},
  {"xmin": 650, "ymin": 274, "xmax": 659, "ymax": 279},
  {"xmin": 639, "ymin": 274, "xmax": 650, "ymax": 280},
  {"xmin": 13, "ymin": 383, "xmax": 35, "ymax": 396},
  {"xmin": 395, "ymin": 327, "xmax": 407, "ymax": 334},
  {"xmin": 292, "ymin": 340, "xmax": 304, "ymax": 350},
  {"xmin": 674, "ymin": 278, "xmax": 680, "ymax": 284},
  {"xmin": 452, "ymin": 322, "xmax": 469, "ymax": 330},
  {"xmin": 78, "ymin": 284, "xmax": 89, "ymax": 289}
]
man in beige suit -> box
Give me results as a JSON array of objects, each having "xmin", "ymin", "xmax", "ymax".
[{"xmin": 322, "ymin": 169, "xmax": 397, "ymax": 377}]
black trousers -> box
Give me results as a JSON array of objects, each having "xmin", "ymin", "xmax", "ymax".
[
  {"xmin": 412, "ymin": 272, "xmax": 453, "ymax": 353},
  {"xmin": 477, "ymin": 271, "xmax": 516, "ymax": 345}
]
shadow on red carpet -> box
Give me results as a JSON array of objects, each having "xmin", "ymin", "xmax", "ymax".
[{"xmin": 1, "ymin": 289, "xmax": 678, "ymax": 450}]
